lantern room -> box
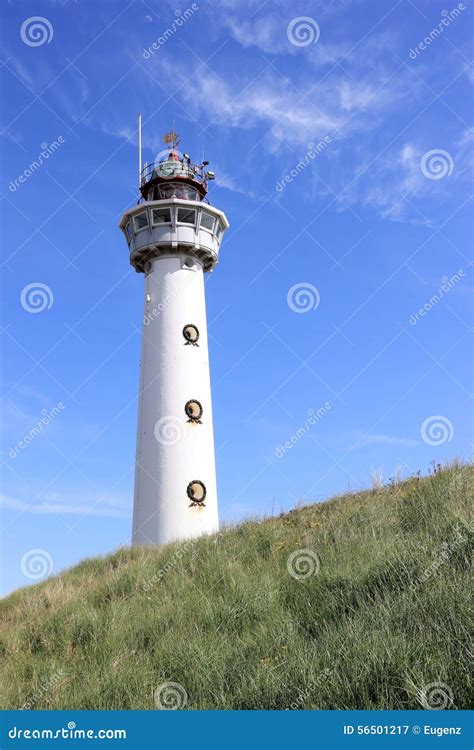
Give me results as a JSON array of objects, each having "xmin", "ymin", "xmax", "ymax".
[{"xmin": 139, "ymin": 130, "xmax": 215, "ymax": 203}]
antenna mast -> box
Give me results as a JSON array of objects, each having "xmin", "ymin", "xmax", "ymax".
[{"xmin": 138, "ymin": 112, "xmax": 142, "ymax": 190}]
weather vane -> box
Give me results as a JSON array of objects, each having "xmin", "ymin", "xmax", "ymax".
[{"xmin": 163, "ymin": 130, "xmax": 180, "ymax": 149}]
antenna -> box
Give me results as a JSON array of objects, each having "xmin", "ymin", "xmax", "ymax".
[{"xmin": 138, "ymin": 112, "xmax": 142, "ymax": 189}]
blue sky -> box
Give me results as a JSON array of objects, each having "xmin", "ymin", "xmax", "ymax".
[{"xmin": 1, "ymin": 0, "xmax": 472, "ymax": 596}]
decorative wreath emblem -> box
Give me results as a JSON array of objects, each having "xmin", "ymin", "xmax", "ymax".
[
  {"xmin": 187, "ymin": 480, "xmax": 206, "ymax": 507},
  {"xmin": 183, "ymin": 324, "xmax": 199, "ymax": 346},
  {"xmin": 185, "ymin": 399, "xmax": 203, "ymax": 423}
]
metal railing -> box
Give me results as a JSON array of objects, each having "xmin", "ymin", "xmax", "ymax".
[{"xmin": 140, "ymin": 158, "xmax": 206, "ymax": 187}]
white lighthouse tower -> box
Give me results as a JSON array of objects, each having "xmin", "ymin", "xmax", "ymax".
[{"xmin": 119, "ymin": 126, "xmax": 229, "ymax": 546}]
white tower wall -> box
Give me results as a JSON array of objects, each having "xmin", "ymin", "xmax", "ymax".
[{"xmin": 133, "ymin": 255, "xmax": 218, "ymax": 545}]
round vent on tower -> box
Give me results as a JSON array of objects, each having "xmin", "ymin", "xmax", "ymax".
[
  {"xmin": 185, "ymin": 399, "xmax": 203, "ymax": 423},
  {"xmin": 187, "ymin": 480, "xmax": 206, "ymax": 507},
  {"xmin": 183, "ymin": 324, "xmax": 199, "ymax": 345}
]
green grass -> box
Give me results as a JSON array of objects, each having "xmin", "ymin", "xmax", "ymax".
[{"xmin": 1, "ymin": 462, "xmax": 472, "ymax": 710}]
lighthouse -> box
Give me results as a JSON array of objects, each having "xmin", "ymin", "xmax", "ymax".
[{"xmin": 119, "ymin": 126, "xmax": 229, "ymax": 546}]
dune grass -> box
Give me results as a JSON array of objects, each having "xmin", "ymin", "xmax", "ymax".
[{"xmin": 1, "ymin": 462, "xmax": 472, "ymax": 710}]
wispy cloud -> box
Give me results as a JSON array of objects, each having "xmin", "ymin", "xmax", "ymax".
[
  {"xmin": 345, "ymin": 128, "xmax": 472, "ymax": 223},
  {"xmin": 356, "ymin": 433, "xmax": 418, "ymax": 448},
  {"xmin": 1, "ymin": 490, "xmax": 130, "ymax": 518}
]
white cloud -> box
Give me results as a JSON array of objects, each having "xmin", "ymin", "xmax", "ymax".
[
  {"xmin": 142, "ymin": 55, "xmax": 403, "ymax": 152},
  {"xmin": 356, "ymin": 433, "xmax": 418, "ymax": 448},
  {"xmin": 0, "ymin": 490, "xmax": 130, "ymax": 518},
  {"xmin": 347, "ymin": 129, "xmax": 471, "ymax": 223}
]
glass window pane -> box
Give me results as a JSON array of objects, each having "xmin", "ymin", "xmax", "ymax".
[
  {"xmin": 134, "ymin": 212, "xmax": 148, "ymax": 230},
  {"xmin": 200, "ymin": 212, "xmax": 215, "ymax": 231},
  {"xmin": 125, "ymin": 221, "xmax": 132, "ymax": 239},
  {"xmin": 152, "ymin": 208, "xmax": 171, "ymax": 224},
  {"xmin": 216, "ymin": 222, "xmax": 223, "ymax": 240},
  {"xmin": 177, "ymin": 208, "xmax": 196, "ymax": 225}
]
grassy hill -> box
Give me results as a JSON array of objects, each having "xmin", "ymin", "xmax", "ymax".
[{"xmin": 1, "ymin": 463, "xmax": 472, "ymax": 710}]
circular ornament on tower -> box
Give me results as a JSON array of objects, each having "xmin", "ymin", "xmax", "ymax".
[
  {"xmin": 185, "ymin": 399, "xmax": 203, "ymax": 423},
  {"xmin": 187, "ymin": 480, "xmax": 206, "ymax": 507},
  {"xmin": 183, "ymin": 323, "xmax": 200, "ymax": 345}
]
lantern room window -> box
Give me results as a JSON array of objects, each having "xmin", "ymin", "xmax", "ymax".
[
  {"xmin": 200, "ymin": 212, "xmax": 215, "ymax": 232},
  {"xmin": 216, "ymin": 222, "xmax": 223, "ymax": 241},
  {"xmin": 152, "ymin": 208, "xmax": 171, "ymax": 225},
  {"xmin": 125, "ymin": 221, "xmax": 133, "ymax": 240},
  {"xmin": 134, "ymin": 212, "xmax": 149, "ymax": 231},
  {"xmin": 177, "ymin": 208, "xmax": 196, "ymax": 225}
]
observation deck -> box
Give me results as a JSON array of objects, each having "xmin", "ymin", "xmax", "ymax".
[{"xmin": 120, "ymin": 136, "xmax": 228, "ymax": 273}]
